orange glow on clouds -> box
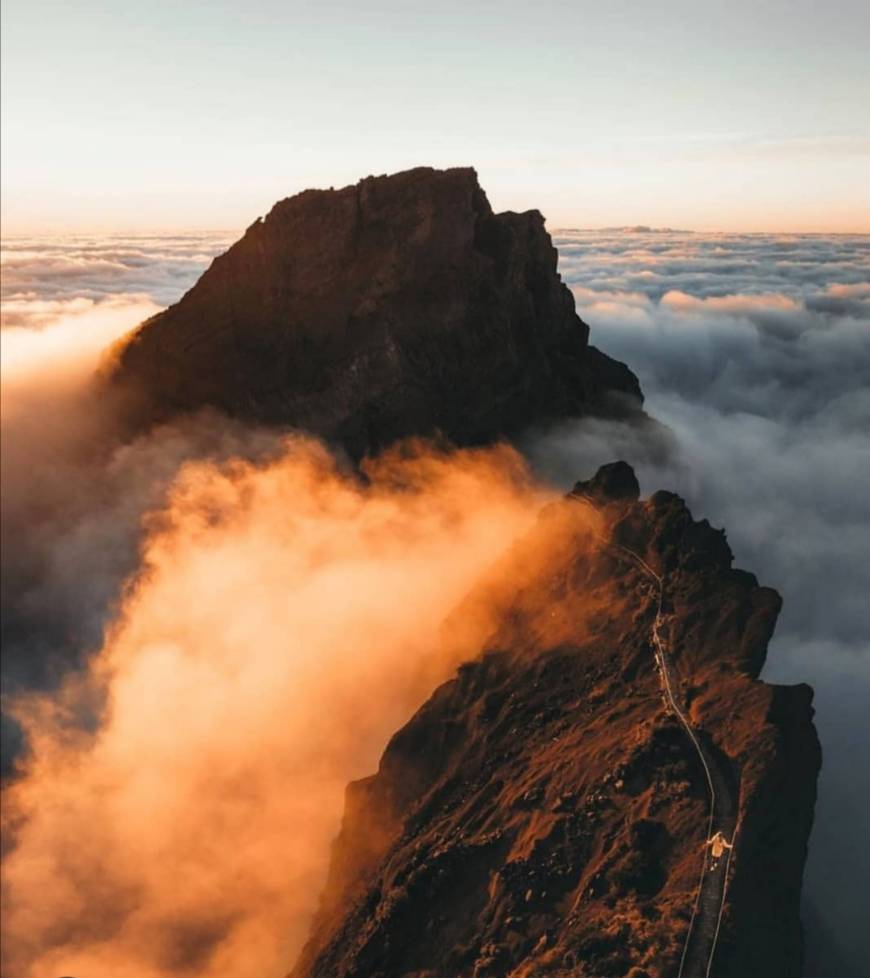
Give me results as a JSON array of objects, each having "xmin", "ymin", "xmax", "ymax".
[
  {"xmin": 1, "ymin": 295, "xmax": 160, "ymax": 391},
  {"xmin": 2, "ymin": 434, "xmax": 554, "ymax": 977}
]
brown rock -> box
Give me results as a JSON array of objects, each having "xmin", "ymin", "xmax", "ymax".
[
  {"xmin": 110, "ymin": 167, "xmax": 643, "ymax": 457},
  {"xmin": 288, "ymin": 464, "xmax": 819, "ymax": 978}
]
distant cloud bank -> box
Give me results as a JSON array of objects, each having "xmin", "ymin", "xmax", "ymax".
[{"xmin": 1, "ymin": 233, "xmax": 231, "ymax": 314}]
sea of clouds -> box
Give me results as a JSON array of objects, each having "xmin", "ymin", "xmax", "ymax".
[
  {"xmin": 0, "ymin": 233, "xmax": 231, "ymax": 312},
  {"xmin": 1, "ymin": 229, "xmax": 868, "ymax": 975}
]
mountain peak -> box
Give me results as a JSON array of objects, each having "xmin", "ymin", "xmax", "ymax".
[{"xmin": 110, "ymin": 167, "xmax": 643, "ymax": 457}]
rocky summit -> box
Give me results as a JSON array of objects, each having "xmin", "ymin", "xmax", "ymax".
[
  {"xmin": 289, "ymin": 464, "xmax": 819, "ymax": 978},
  {"xmin": 110, "ymin": 167, "xmax": 642, "ymax": 456}
]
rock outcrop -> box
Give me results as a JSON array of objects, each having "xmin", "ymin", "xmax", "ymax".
[
  {"xmin": 110, "ymin": 167, "xmax": 642, "ymax": 457},
  {"xmin": 289, "ymin": 464, "xmax": 819, "ymax": 978}
]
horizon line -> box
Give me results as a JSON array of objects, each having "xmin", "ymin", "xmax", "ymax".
[{"xmin": 2, "ymin": 224, "xmax": 869, "ymax": 239}]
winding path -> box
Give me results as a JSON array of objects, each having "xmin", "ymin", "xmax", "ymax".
[{"xmin": 571, "ymin": 493, "xmax": 739, "ymax": 978}]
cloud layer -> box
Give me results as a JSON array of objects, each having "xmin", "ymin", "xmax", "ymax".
[
  {"xmin": 2, "ymin": 230, "xmax": 868, "ymax": 976},
  {"xmin": 1, "ymin": 233, "xmax": 231, "ymax": 312}
]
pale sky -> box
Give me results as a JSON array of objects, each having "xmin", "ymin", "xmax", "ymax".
[{"xmin": 2, "ymin": 0, "xmax": 869, "ymax": 233}]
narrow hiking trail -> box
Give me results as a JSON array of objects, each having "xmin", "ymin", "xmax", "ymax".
[{"xmin": 572, "ymin": 492, "xmax": 740, "ymax": 978}]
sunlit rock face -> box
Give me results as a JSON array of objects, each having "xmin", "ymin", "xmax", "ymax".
[
  {"xmin": 289, "ymin": 464, "xmax": 819, "ymax": 978},
  {"xmin": 111, "ymin": 167, "xmax": 643, "ymax": 457}
]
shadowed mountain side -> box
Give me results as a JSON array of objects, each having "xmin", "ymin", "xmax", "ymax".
[
  {"xmin": 109, "ymin": 168, "xmax": 644, "ymax": 458},
  {"xmin": 289, "ymin": 464, "xmax": 819, "ymax": 978}
]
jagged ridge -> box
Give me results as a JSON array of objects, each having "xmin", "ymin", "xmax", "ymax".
[{"xmin": 290, "ymin": 464, "xmax": 819, "ymax": 978}]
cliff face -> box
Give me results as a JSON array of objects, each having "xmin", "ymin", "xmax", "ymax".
[
  {"xmin": 290, "ymin": 464, "xmax": 819, "ymax": 978},
  {"xmin": 110, "ymin": 167, "xmax": 642, "ymax": 457}
]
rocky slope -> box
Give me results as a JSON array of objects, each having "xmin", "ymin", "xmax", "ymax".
[
  {"xmin": 110, "ymin": 167, "xmax": 642, "ymax": 457},
  {"xmin": 289, "ymin": 464, "xmax": 819, "ymax": 978}
]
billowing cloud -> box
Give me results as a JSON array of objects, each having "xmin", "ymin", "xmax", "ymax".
[
  {"xmin": 1, "ymin": 250, "xmax": 269, "ymax": 762},
  {"xmin": 2, "ymin": 437, "xmax": 553, "ymax": 978}
]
